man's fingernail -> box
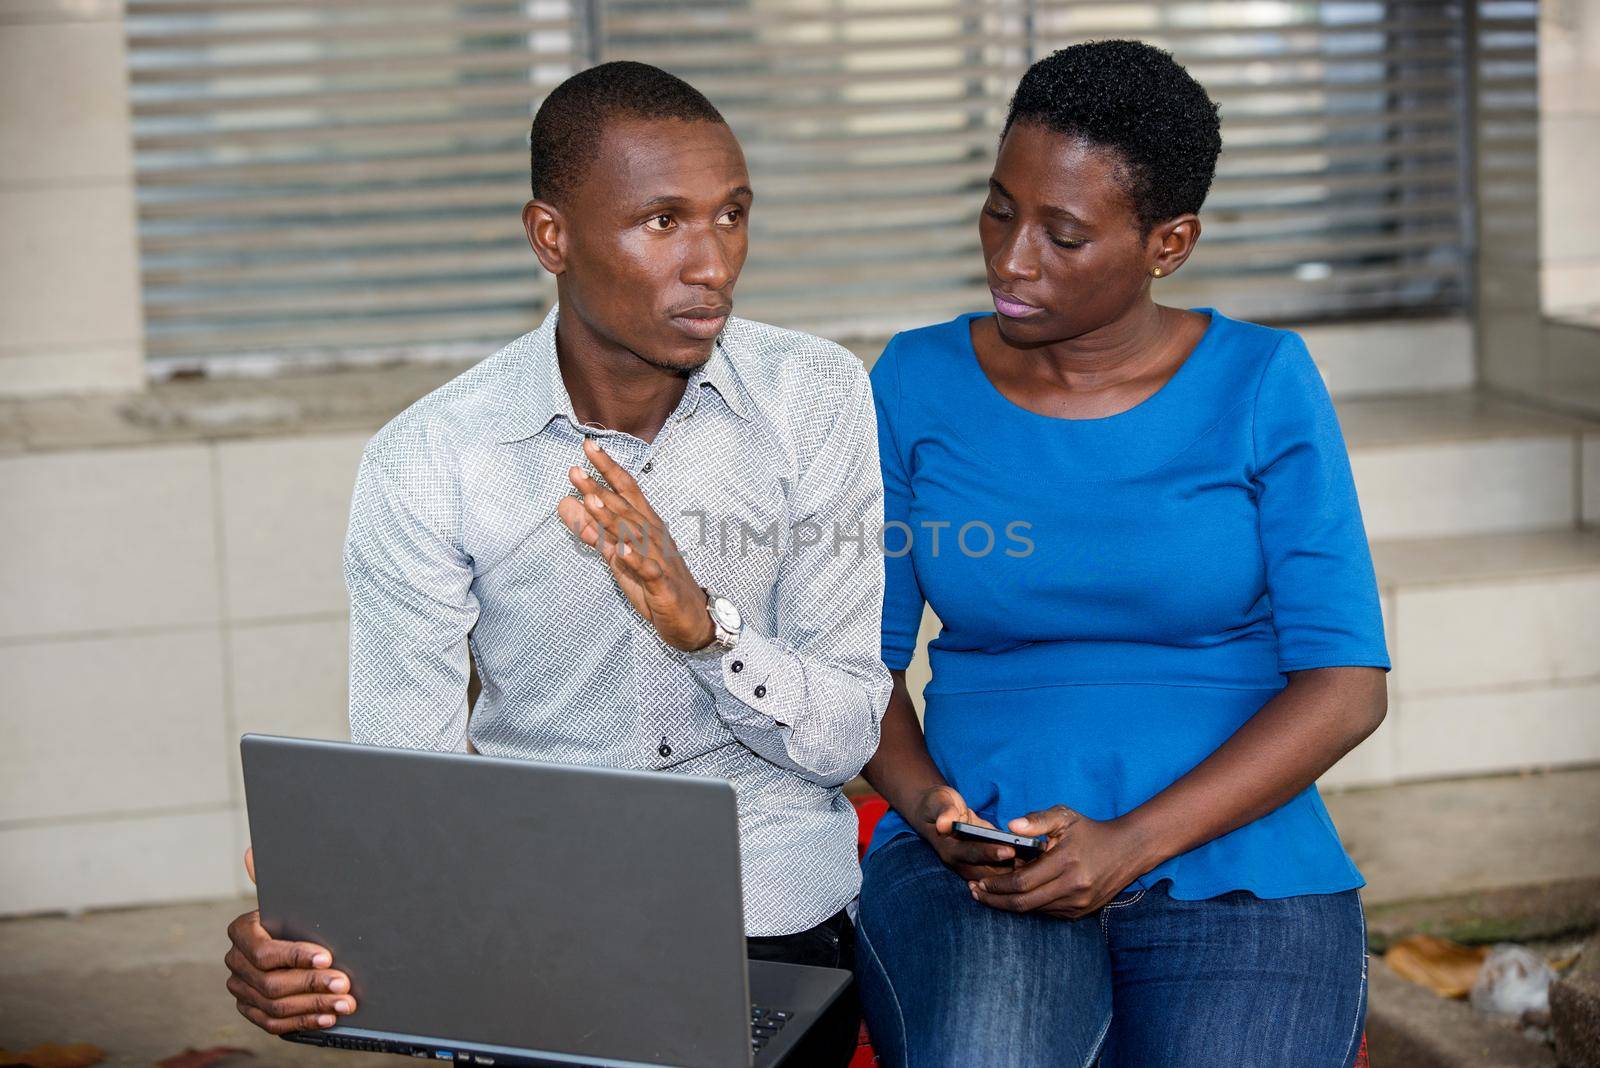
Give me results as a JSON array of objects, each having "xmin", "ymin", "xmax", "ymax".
[
  {"xmin": 977, "ymin": 881, "xmax": 987, "ymax": 891},
  {"xmin": 335, "ymin": 1000, "xmax": 352, "ymax": 1013},
  {"xmin": 328, "ymin": 976, "xmax": 348, "ymax": 993},
  {"xmin": 313, "ymin": 953, "xmax": 331, "ymax": 967},
  {"xmin": 317, "ymin": 1015, "xmax": 336, "ymax": 1028}
]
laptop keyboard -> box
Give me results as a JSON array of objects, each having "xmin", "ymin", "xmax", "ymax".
[{"xmin": 750, "ymin": 1005, "xmax": 793, "ymax": 1055}]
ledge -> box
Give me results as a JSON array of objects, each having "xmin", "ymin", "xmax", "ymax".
[{"xmin": 0, "ymin": 360, "xmax": 475, "ymax": 455}]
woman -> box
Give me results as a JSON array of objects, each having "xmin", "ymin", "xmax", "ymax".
[{"xmin": 856, "ymin": 40, "xmax": 1388, "ymax": 1068}]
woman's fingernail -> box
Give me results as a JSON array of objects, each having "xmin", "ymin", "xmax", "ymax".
[
  {"xmin": 317, "ymin": 1015, "xmax": 336, "ymax": 1028},
  {"xmin": 335, "ymin": 1000, "xmax": 352, "ymax": 1013}
]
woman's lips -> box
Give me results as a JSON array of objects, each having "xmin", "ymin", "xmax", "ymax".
[
  {"xmin": 671, "ymin": 312, "xmax": 729, "ymax": 340},
  {"xmin": 991, "ymin": 290, "xmax": 1044, "ymax": 319}
]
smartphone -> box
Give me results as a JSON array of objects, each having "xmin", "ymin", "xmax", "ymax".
[{"xmin": 952, "ymin": 821, "xmax": 1047, "ymax": 861}]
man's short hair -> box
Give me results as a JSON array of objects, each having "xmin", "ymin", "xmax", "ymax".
[{"xmin": 529, "ymin": 61, "xmax": 728, "ymax": 204}]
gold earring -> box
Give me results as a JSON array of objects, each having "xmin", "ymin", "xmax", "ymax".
[{"xmin": 1151, "ymin": 266, "xmax": 1163, "ymax": 278}]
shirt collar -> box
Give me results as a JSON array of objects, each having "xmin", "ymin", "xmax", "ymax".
[{"xmin": 496, "ymin": 304, "xmax": 750, "ymax": 444}]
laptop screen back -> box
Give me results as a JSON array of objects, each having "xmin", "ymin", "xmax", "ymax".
[{"xmin": 241, "ymin": 735, "xmax": 752, "ymax": 1067}]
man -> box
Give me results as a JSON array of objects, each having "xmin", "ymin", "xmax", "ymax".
[{"xmin": 223, "ymin": 61, "xmax": 890, "ymax": 1067}]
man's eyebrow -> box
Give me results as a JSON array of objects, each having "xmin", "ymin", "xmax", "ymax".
[
  {"xmin": 634, "ymin": 186, "xmax": 755, "ymax": 213},
  {"xmin": 989, "ymin": 177, "xmax": 1083, "ymax": 224}
]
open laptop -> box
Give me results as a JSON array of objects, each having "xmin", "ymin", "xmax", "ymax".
[{"xmin": 240, "ymin": 734, "xmax": 851, "ymax": 1068}]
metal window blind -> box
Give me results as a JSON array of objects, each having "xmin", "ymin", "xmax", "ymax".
[{"xmin": 126, "ymin": 0, "xmax": 1508, "ymax": 373}]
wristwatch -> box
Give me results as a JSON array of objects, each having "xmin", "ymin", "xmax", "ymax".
[{"xmin": 694, "ymin": 587, "xmax": 743, "ymax": 656}]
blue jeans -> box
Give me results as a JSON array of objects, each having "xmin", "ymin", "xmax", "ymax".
[{"xmin": 856, "ymin": 835, "xmax": 1368, "ymax": 1068}]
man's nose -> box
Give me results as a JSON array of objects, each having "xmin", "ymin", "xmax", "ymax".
[{"xmin": 682, "ymin": 228, "xmax": 739, "ymax": 290}]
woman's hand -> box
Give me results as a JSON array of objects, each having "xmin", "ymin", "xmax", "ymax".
[
  {"xmin": 913, "ymin": 785, "xmax": 1019, "ymax": 882},
  {"xmin": 968, "ymin": 805, "xmax": 1155, "ymax": 919}
]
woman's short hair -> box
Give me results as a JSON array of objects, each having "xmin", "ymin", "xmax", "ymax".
[{"xmin": 1003, "ymin": 40, "xmax": 1222, "ymax": 233}]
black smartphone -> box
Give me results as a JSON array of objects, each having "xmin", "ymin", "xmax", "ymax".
[{"xmin": 952, "ymin": 821, "xmax": 1047, "ymax": 861}]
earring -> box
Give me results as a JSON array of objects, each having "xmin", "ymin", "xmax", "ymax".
[{"xmin": 1151, "ymin": 266, "xmax": 1163, "ymax": 278}]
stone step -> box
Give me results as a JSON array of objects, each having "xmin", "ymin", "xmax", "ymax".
[
  {"xmin": 1338, "ymin": 390, "xmax": 1600, "ymax": 540},
  {"xmin": 1321, "ymin": 528, "xmax": 1600, "ymax": 789},
  {"xmin": 1300, "ymin": 316, "xmax": 1474, "ymax": 398}
]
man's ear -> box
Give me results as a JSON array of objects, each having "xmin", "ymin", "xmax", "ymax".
[{"xmin": 523, "ymin": 199, "xmax": 567, "ymax": 275}]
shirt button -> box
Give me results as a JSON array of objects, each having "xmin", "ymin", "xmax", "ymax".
[
  {"xmin": 753, "ymin": 684, "xmax": 767, "ymax": 699},
  {"xmin": 641, "ymin": 460, "xmax": 653, "ymax": 473},
  {"xmin": 730, "ymin": 660, "xmax": 744, "ymax": 673},
  {"xmin": 658, "ymin": 741, "xmax": 672, "ymax": 759}
]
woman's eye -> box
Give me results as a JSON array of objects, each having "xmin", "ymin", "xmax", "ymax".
[
  {"xmin": 982, "ymin": 202, "xmax": 1012, "ymax": 221},
  {"xmin": 1051, "ymin": 235, "xmax": 1085, "ymax": 249},
  {"xmin": 645, "ymin": 214, "xmax": 674, "ymax": 232}
]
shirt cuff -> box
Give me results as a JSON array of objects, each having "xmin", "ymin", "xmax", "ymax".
[{"xmin": 684, "ymin": 623, "xmax": 795, "ymax": 728}]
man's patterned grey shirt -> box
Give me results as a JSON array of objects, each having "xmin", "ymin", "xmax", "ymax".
[{"xmin": 344, "ymin": 306, "xmax": 892, "ymax": 935}]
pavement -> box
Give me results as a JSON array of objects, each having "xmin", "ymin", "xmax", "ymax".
[{"xmin": 2, "ymin": 767, "xmax": 1597, "ymax": 1068}]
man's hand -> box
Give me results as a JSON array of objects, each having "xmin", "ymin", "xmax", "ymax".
[
  {"xmin": 913, "ymin": 785, "xmax": 1018, "ymax": 882},
  {"xmin": 968, "ymin": 805, "xmax": 1153, "ymax": 920},
  {"xmin": 225, "ymin": 846, "xmax": 357, "ymax": 1035},
  {"xmin": 557, "ymin": 438, "xmax": 715, "ymax": 652}
]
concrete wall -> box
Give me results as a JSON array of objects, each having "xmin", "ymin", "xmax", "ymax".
[
  {"xmin": 1479, "ymin": 0, "xmax": 1600, "ymax": 414},
  {"xmin": 0, "ymin": 0, "xmax": 146, "ymax": 397},
  {"xmin": 1540, "ymin": 0, "xmax": 1600, "ymax": 319},
  {"xmin": 0, "ymin": 432, "xmax": 364, "ymax": 915}
]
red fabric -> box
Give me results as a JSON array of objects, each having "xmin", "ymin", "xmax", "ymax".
[
  {"xmin": 851, "ymin": 796, "xmax": 887, "ymax": 1065},
  {"xmin": 849, "ymin": 1021, "xmax": 878, "ymax": 1067},
  {"xmin": 852, "ymin": 795, "xmax": 889, "ymax": 859},
  {"xmin": 846, "ymin": 794, "xmax": 1366, "ymax": 1067}
]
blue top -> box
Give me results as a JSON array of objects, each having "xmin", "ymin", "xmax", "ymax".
[{"xmin": 866, "ymin": 309, "xmax": 1390, "ymax": 900}]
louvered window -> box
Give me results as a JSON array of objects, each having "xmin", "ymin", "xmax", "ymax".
[{"xmin": 126, "ymin": 0, "xmax": 1526, "ymax": 373}]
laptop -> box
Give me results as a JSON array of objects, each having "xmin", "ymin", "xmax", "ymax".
[{"xmin": 240, "ymin": 734, "xmax": 852, "ymax": 1067}]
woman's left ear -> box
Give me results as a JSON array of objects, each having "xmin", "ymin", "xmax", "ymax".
[{"xmin": 1149, "ymin": 214, "xmax": 1202, "ymax": 278}]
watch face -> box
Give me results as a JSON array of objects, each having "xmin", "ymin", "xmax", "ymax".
[{"xmin": 710, "ymin": 596, "xmax": 741, "ymax": 632}]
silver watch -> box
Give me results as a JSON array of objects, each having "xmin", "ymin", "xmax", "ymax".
[{"xmin": 695, "ymin": 587, "xmax": 742, "ymax": 655}]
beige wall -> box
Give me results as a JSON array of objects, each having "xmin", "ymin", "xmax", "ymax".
[
  {"xmin": 0, "ymin": 432, "xmax": 365, "ymax": 915},
  {"xmin": 1541, "ymin": 0, "xmax": 1600, "ymax": 319},
  {"xmin": 0, "ymin": 0, "xmax": 145, "ymax": 397},
  {"xmin": 1475, "ymin": 0, "xmax": 1600, "ymax": 414}
]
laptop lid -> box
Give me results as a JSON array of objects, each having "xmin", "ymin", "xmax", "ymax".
[{"xmin": 240, "ymin": 734, "xmax": 753, "ymax": 1068}]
